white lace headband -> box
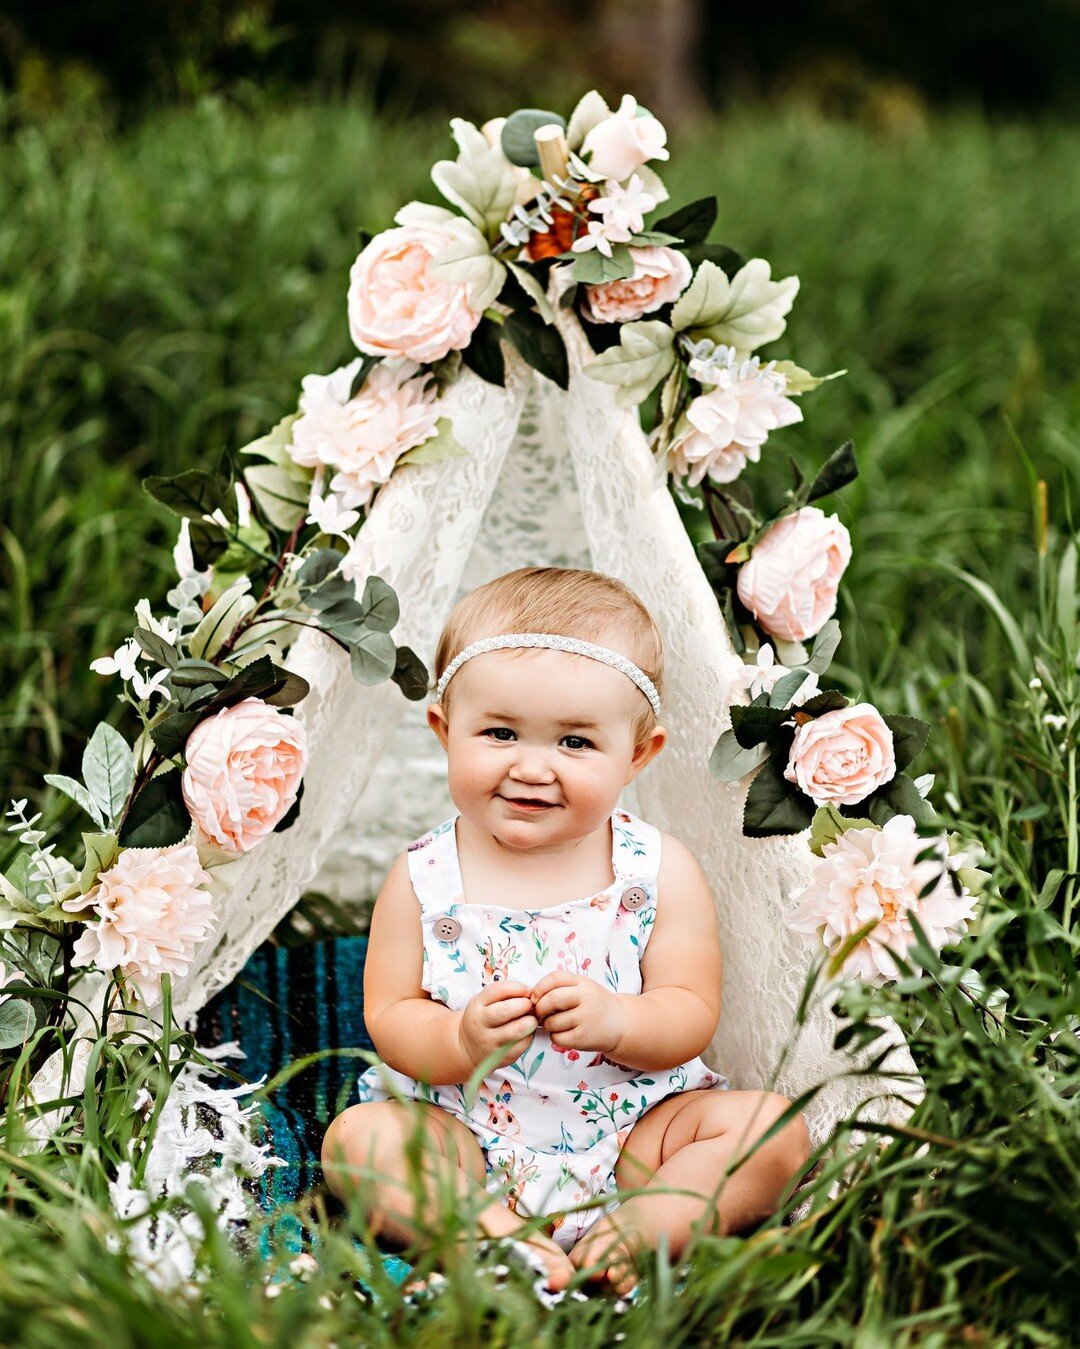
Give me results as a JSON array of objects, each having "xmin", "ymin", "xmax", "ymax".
[{"xmin": 434, "ymin": 633, "xmax": 661, "ymax": 716}]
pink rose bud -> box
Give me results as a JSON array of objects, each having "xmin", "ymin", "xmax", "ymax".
[
  {"xmin": 581, "ymin": 94, "xmax": 670, "ymax": 181},
  {"xmin": 736, "ymin": 506, "xmax": 852, "ymax": 643},
  {"xmin": 785, "ymin": 702, "xmax": 896, "ymax": 807},
  {"xmin": 182, "ymin": 697, "xmax": 308, "ymax": 854}
]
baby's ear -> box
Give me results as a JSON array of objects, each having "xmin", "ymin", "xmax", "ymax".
[
  {"xmin": 427, "ymin": 702, "xmax": 450, "ymax": 751},
  {"xmin": 627, "ymin": 724, "xmax": 667, "ymax": 780}
]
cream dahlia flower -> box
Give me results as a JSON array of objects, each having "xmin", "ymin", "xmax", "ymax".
[
  {"xmin": 64, "ymin": 844, "xmax": 215, "ymax": 1003},
  {"xmin": 288, "ymin": 358, "xmax": 441, "ymax": 510},
  {"xmin": 788, "ymin": 814, "xmax": 978, "ymax": 982}
]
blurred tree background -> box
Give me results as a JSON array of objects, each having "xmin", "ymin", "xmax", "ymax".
[{"xmin": 1, "ymin": 0, "xmax": 1079, "ymax": 121}]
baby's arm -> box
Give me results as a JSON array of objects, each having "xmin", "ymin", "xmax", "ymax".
[
  {"xmin": 608, "ymin": 833, "xmax": 723, "ymax": 1072},
  {"xmin": 363, "ymin": 853, "xmax": 536, "ymax": 1084}
]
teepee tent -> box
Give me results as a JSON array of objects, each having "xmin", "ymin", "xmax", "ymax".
[{"xmin": 160, "ymin": 299, "xmax": 918, "ymax": 1144}]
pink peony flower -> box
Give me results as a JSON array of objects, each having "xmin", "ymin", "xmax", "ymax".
[
  {"xmin": 64, "ymin": 844, "xmax": 214, "ymax": 1003},
  {"xmin": 581, "ymin": 94, "xmax": 669, "ymax": 181},
  {"xmin": 582, "ymin": 245, "xmax": 691, "ymax": 324},
  {"xmin": 785, "ymin": 702, "xmax": 896, "ymax": 807},
  {"xmin": 736, "ymin": 506, "xmax": 852, "ymax": 643},
  {"xmin": 668, "ymin": 355, "xmax": 803, "ymax": 487},
  {"xmin": 288, "ymin": 358, "xmax": 441, "ymax": 510},
  {"xmin": 788, "ymin": 814, "xmax": 978, "ymax": 982},
  {"xmin": 347, "ymin": 222, "xmax": 483, "ymax": 363},
  {"xmin": 182, "ymin": 698, "xmax": 307, "ymax": 854}
]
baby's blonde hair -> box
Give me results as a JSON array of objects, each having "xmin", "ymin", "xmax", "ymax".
[{"xmin": 434, "ymin": 567, "xmax": 664, "ymax": 748}]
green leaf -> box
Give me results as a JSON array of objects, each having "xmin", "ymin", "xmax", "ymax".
[
  {"xmin": 570, "ymin": 245, "xmax": 635, "ymax": 285},
  {"xmin": 239, "ymin": 412, "xmax": 300, "ymax": 468},
  {"xmin": 653, "ymin": 196, "xmax": 717, "ymax": 244},
  {"xmin": 79, "ymin": 832, "xmax": 119, "ymax": 891},
  {"xmin": 709, "ymin": 729, "xmax": 768, "ymax": 783},
  {"xmin": 684, "ymin": 242, "xmax": 746, "ymax": 275},
  {"xmin": 349, "ymin": 631, "xmax": 398, "ymax": 686},
  {"xmin": 768, "ymin": 670, "xmax": 811, "ymax": 708},
  {"xmin": 188, "ymin": 519, "xmax": 230, "ymax": 569},
  {"xmin": 168, "ymin": 660, "xmax": 231, "ymax": 689},
  {"xmin": 359, "ymin": 576, "xmax": 400, "ymax": 632},
  {"xmin": 214, "ymin": 655, "xmax": 280, "ymax": 707},
  {"xmin": 188, "ymin": 580, "xmax": 256, "ymax": 661},
  {"xmin": 297, "ymin": 549, "xmax": 346, "ymax": 591},
  {"xmin": 460, "ymin": 317, "xmax": 506, "ymax": 387},
  {"xmin": 43, "ymin": 774, "xmax": 105, "ymax": 828},
  {"xmin": 392, "ymin": 645, "xmax": 430, "ymax": 701},
  {"xmin": 507, "ymin": 261, "xmax": 554, "ymax": 323},
  {"xmin": 808, "ymin": 803, "xmax": 873, "ymax": 857},
  {"xmin": 143, "ymin": 469, "xmax": 227, "ymax": 521},
  {"xmin": 566, "ymin": 90, "xmax": 610, "ymax": 151},
  {"xmin": 0, "ymin": 999, "xmax": 35, "ymax": 1051},
  {"xmin": 301, "ymin": 572, "xmax": 355, "ymax": 613},
  {"xmin": 272, "ymin": 779, "xmax": 305, "ymax": 835},
  {"xmin": 432, "ymin": 118, "xmax": 520, "ymax": 237},
  {"xmin": 770, "ymin": 360, "xmax": 846, "ymax": 395},
  {"xmin": 261, "ymin": 669, "xmax": 311, "ymax": 708},
  {"xmin": 743, "ymin": 748, "xmax": 815, "ymax": 838},
  {"xmin": 503, "ymin": 309, "xmax": 569, "ymax": 390},
  {"xmin": 671, "ymin": 258, "xmax": 799, "ymax": 355},
  {"xmin": 806, "ymin": 620, "xmax": 842, "ymax": 675},
  {"xmin": 428, "ymin": 229, "xmax": 506, "ymax": 312},
  {"xmin": 243, "ymin": 460, "xmax": 311, "ymax": 532},
  {"xmin": 396, "ymin": 417, "xmax": 468, "ymax": 467},
  {"xmin": 805, "ymin": 441, "xmax": 858, "ymax": 505},
  {"xmin": 628, "ymin": 230, "xmax": 683, "ymax": 247},
  {"xmin": 118, "ymin": 768, "xmax": 191, "ymax": 848},
  {"xmin": 150, "ymin": 708, "xmax": 203, "ymax": 758},
  {"xmin": 730, "ymin": 704, "xmax": 788, "ymax": 749},
  {"xmin": 584, "ymin": 320, "xmax": 675, "ymax": 408},
  {"xmin": 133, "ymin": 626, "xmax": 179, "ymax": 669},
  {"xmin": 501, "ymin": 108, "xmax": 566, "ymax": 168},
  {"xmin": 82, "ymin": 723, "xmax": 136, "ymax": 825},
  {"xmin": 883, "ymin": 715, "xmax": 932, "ymax": 774},
  {"xmin": 864, "ymin": 773, "xmax": 937, "ymax": 827},
  {"xmin": 798, "ymin": 689, "xmax": 849, "ymax": 717},
  {"xmin": 349, "ymin": 356, "xmax": 380, "ymax": 400}
]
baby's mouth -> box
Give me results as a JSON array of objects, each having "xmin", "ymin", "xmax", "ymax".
[{"xmin": 502, "ymin": 796, "xmax": 559, "ymax": 809}]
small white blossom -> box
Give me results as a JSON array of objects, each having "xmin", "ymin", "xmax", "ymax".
[
  {"xmin": 1043, "ymin": 713, "xmax": 1067, "ymax": 731},
  {"xmin": 728, "ymin": 644, "xmax": 820, "ymax": 706},
  {"xmin": 134, "ymin": 600, "xmax": 178, "ymax": 644},
  {"xmin": 587, "ymin": 174, "xmax": 657, "ymax": 237},
  {"xmin": 90, "ymin": 638, "xmax": 141, "ymax": 681},
  {"xmin": 307, "ymin": 487, "xmax": 360, "ymax": 538},
  {"xmin": 1028, "ymin": 676, "xmax": 1043, "ymax": 690}
]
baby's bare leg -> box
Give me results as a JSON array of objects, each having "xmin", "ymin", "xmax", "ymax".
[
  {"xmin": 320, "ymin": 1100, "xmax": 574, "ymax": 1288},
  {"xmin": 570, "ymin": 1089, "xmax": 811, "ymax": 1294}
]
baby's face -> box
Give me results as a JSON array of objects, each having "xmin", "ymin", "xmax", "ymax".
[{"xmin": 428, "ymin": 646, "xmax": 663, "ymax": 853}]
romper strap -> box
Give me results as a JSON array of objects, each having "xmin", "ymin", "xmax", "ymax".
[
  {"xmin": 405, "ymin": 817, "xmax": 465, "ymax": 914},
  {"xmin": 610, "ymin": 808, "xmax": 662, "ymax": 885}
]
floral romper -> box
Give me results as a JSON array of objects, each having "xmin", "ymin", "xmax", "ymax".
[{"xmin": 355, "ymin": 807, "xmax": 727, "ymax": 1252}]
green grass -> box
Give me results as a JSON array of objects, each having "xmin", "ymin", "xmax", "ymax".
[{"xmin": 0, "ymin": 91, "xmax": 1077, "ymax": 1342}]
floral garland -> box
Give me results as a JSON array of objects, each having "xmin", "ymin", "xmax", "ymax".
[{"xmin": 0, "ymin": 90, "xmax": 989, "ymax": 1096}]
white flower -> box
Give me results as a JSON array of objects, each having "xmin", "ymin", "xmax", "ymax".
[
  {"xmin": 587, "ymin": 175, "xmax": 657, "ymax": 237},
  {"xmin": 172, "ymin": 519, "xmax": 213, "ymax": 602},
  {"xmin": 728, "ymin": 644, "xmax": 820, "ymax": 705},
  {"xmin": 307, "ymin": 486, "xmax": 360, "ymax": 538},
  {"xmin": 288, "ymin": 358, "xmax": 441, "ymax": 510},
  {"xmin": 63, "ymin": 844, "xmax": 216, "ymax": 1004},
  {"xmin": 208, "ymin": 482, "xmax": 252, "ymax": 531},
  {"xmin": 580, "ymin": 94, "xmax": 669, "ymax": 181},
  {"xmin": 668, "ymin": 346, "xmax": 803, "ymax": 487},
  {"xmin": 788, "ymin": 814, "xmax": 978, "ymax": 983},
  {"xmin": 91, "ymin": 638, "xmax": 141, "ymax": 682},
  {"xmin": 131, "ymin": 667, "xmax": 171, "ymax": 702},
  {"xmin": 134, "ymin": 600, "xmax": 178, "ymax": 644}
]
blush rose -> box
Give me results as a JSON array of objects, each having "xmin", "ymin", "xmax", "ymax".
[
  {"xmin": 785, "ymin": 702, "xmax": 896, "ymax": 807},
  {"xmin": 182, "ymin": 698, "xmax": 308, "ymax": 854},
  {"xmin": 582, "ymin": 245, "xmax": 691, "ymax": 324},
  {"xmin": 736, "ymin": 506, "xmax": 852, "ymax": 643},
  {"xmin": 581, "ymin": 94, "xmax": 669, "ymax": 181}
]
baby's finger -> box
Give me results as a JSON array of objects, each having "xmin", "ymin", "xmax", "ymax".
[
  {"xmin": 485, "ymin": 996, "xmax": 535, "ymax": 1026},
  {"xmin": 530, "ymin": 969, "xmax": 578, "ymax": 1002},
  {"xmin": 479, "ymin": 980, "xmax": 530, "ymax": 1004},
  {"xmin": 540, "ymin": 1010, "xmax": 578, "ymax": 1035},
  {"xmin": 497, "ymin": 1014, "xmax": 537, "ymax": 1043},
  {"xmin": 533, "ymin": 985, "xmax": 581, "ymax": 1020}
]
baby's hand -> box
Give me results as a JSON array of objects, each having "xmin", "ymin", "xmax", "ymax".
[
  {"xmin": 457, "ymin": 980, "xmax": 538, "ymax": 1072},
  {"xmin": 531, "ymin": 971, "xmax": 625, "ymax": 1055}
]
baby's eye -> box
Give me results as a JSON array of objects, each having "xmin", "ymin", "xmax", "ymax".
[
  {"xmin": 561, "ymin": 735, "xmax": 595, "ymax": 751},
  {"xmin": 482, "ymin": 727, "xmax": 516, "ymax": 741}
]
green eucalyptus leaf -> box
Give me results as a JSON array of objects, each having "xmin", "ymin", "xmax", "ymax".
[
  {"xmin": 82, "ymin": 723, "xmax": 135, "ymax": 825},
  {"xmin": 0, "ymin": 999, "xmax": 36, "ymax": 1051},
  {"xmin": 297, "ymin": 549, "xmax": 346, "ymax": 591},
  {"xmin": 709, "ymin": 729, "xmax": 768, "ymax": 783},
  {"xmin": 349, "ymin": 631, "xmax": 398, "ymax": 686},
  {"xmin": 570, "ymin": 245, "xmax": 635, "ymax": 285},
  {"xmin": 143, "ymin": 469, "xmax": 227, "ymax": 521},
  {"xmin": 501, "ymin": 108, "xmax": 565, "ymax": 168},
  {"xmin": 244, "ymin": 461, "xmax": 310, "ymax": 532},
  {"xmin": 768, "ymin": 670, "xmax": 811, "ymax": 708},
  {"xmin": 806, "ymin": 620, "xmax": 842, "ymax": 675},
  {"xmin": 118, "ymin": 769, "xmax": 191, "ymax": 848},
  {"xmin": 392, "ymin": 645, "xmax": 430, "ymax": 701},
  {"xmin": 360, "ymin": 576, "xmax": 400, "ymax": 633}
]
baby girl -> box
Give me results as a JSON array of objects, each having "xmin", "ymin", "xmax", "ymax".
[{"xmin": 321, "ymin": 567, "xmax": 810, "ymax": 1294}]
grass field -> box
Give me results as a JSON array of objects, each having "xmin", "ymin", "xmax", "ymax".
[{"xmin": 0, "ymin": 92, "xmax": 1077, "ymax": 1342}]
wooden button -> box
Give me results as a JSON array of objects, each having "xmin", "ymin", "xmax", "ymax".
[
  {"xmin": 620, "ymin": 884, "xmax": 649, "ymax": 911},
  {"xmin": 433, "ymin": 915, "xmax": 462, "ymax": 942}
]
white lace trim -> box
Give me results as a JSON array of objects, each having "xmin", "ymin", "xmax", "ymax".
[{"xmin": 434, "ymin": 632, "xmax": 662, "ymax": 715}]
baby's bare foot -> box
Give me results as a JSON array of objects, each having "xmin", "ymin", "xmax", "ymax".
[
  {"xmin": 568, "ymin": 1220, "xmax": 640, "ymax": 1297},
  {"xmin": 514, "ymin": 1231, "xmax": 576, "ymax": 1291}
]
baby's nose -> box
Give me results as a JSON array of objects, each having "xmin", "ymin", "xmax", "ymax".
[{"xmin": 507, "ymin": 747, "xmax": 556, "ymax": 782}]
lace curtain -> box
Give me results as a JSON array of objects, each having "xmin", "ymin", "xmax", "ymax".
[{"xmin": 42, "ymin": 308, "xmax": 915, "ymax": 1142}]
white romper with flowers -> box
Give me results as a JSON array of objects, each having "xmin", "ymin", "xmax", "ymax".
[{"xmin": 355, "ymin": 806, "xmax": 727, "ymax": 1252}]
